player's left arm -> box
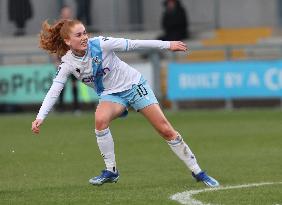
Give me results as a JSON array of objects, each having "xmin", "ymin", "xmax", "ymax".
[
  {"xmin": 168, "ymin": 41, "xmax": 188, "ymax": 52},
  {"xmin": 127, "ymin": 39, "xmax": 188, "ymax": 52},
  {"xmin": 101, "ymin": 37, "xmax": 187, "ymax": 52}
]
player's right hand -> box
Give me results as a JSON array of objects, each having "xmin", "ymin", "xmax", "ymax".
[{"xmin": 31, "ymin": 119, "xmax": 43, "ymax": 134}]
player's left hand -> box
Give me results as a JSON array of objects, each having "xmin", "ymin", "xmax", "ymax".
[{"xmin": 169, "ymin": 41, "xmax": 188, "ymax": 52}]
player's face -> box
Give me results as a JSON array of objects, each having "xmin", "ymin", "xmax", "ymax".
[{"xmin": 65, "ymin": 23, "xmax": 88, "ymax": 56}]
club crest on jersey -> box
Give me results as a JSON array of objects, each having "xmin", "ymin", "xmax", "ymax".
[{"xmin": 92, "ymin": 56, "xmax": 102, "ymax": 66}]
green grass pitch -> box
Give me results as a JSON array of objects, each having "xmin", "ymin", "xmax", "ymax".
[{"xmin": 0, "ymin": 109, "xmax": 282, "ymax": 205}]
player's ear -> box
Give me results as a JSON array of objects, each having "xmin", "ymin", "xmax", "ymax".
[{"xmin": 64, "ymin": 38, "xmax": 71, "ymax": 46}]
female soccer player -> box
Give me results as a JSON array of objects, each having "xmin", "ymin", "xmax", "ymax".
[{"xmin": 31, "ymin": 19, "xmax": 219, "ymax": 187}]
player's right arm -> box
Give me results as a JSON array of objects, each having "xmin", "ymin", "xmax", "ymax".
[{"xmin": 31, "ymin": 63, "xmax": 71, "ymax": 134}]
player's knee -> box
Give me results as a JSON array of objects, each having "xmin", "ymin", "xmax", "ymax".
[
  {"xmin": 157, "ymin": 121, "xmax": 176, "ymax": 140},
  {"xmin": 95, "ymin": 114, "xmax": 110, "ymax": 130}
]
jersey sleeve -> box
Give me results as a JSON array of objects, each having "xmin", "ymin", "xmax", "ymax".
[
  {"xmin": 100, "ymin": 37, "xmax": 129, "ymax": 52},
  {"xmin": 36, "ymin": 63, "xmax": 72, "ymax": 120},
  {"xmin": 100, "ymin": 36, "xmax": 170, "ymax": 52},
  {"xmin": 126, "ymin": 39, "xmax": 170, "ymax": 51}
]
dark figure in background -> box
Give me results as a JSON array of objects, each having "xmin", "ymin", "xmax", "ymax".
[
  {"xmin": 159, "ymin": 0, "xmax": 190, "ymax": 41},
  {"xmin": 55, "ymin": 5, "xmax": 80, "ymax": 113},
  {"xmin": 75, "ymin": 0, "xmax": 92, "ymax": 26},
  {"xmin": 8, "ymin": 0, "xmax": 33, "ymax": 36}
]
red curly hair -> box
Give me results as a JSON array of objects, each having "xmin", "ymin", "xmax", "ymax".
[{"xmin": 39, "ymin": 19, "xmax": 82, "ymax": 58}]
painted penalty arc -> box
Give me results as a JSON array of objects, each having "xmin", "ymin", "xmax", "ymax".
[{"xmin": 170, "ymin": 182, "xmax": 282, "ymax": 205}]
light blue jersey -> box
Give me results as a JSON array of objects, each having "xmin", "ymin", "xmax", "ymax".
[{"xmin": 37, "ymin": 37, "xmax": 170, "ymax": 119}]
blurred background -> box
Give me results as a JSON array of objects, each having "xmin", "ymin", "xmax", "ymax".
[{"xmin": 1, "ymin": 0, "xmax": 282, "ymax": 113}]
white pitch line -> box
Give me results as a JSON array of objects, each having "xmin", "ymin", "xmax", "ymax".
[{"xmin": 170, "ymin": 182, "xmax": 282, "ymax": 205}]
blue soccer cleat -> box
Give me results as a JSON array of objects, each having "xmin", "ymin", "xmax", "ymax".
[
  {"xmin": 192, "ymin": 171, "xmax": 220, "ymax": 187},
  {"xmin": 89, "ymin": 169, "xmax": 119, "ymax": 186}
]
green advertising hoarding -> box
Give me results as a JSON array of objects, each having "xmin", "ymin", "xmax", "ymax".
[{"xmin": 0, "ymin": 64, "xmax": 98, "ymax": 104}]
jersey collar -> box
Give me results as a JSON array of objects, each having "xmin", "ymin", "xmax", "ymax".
[{"xmin": 71, "ymin": 47, "xmax": 89, "ymax": 61}]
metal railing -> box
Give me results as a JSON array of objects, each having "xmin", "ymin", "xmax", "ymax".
[{"xmin": 0, "ymin": 51, "xmax": 51, "ymax": 65}]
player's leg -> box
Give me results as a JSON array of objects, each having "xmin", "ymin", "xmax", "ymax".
[
  {"xmin": 95, "ymin": 101, "xmax": 125, "ymax": 170},
  {"xmin": 129, "ymin": 77, "xmax": 219, "ymax": 187},
  {"xmin": 139, "ymin": 104, "xmax": 202, "ymax": 172},
  {"xmin": 139, "ymin": 104, "xmax": 219, "ymax": 187},
  {"xmin": 128, "ymin": 79, "xmax": 200, "ymax": 172},
  {"xmin": 89, "ymin": 101, "xmax": 126, "ymax": 185}
]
